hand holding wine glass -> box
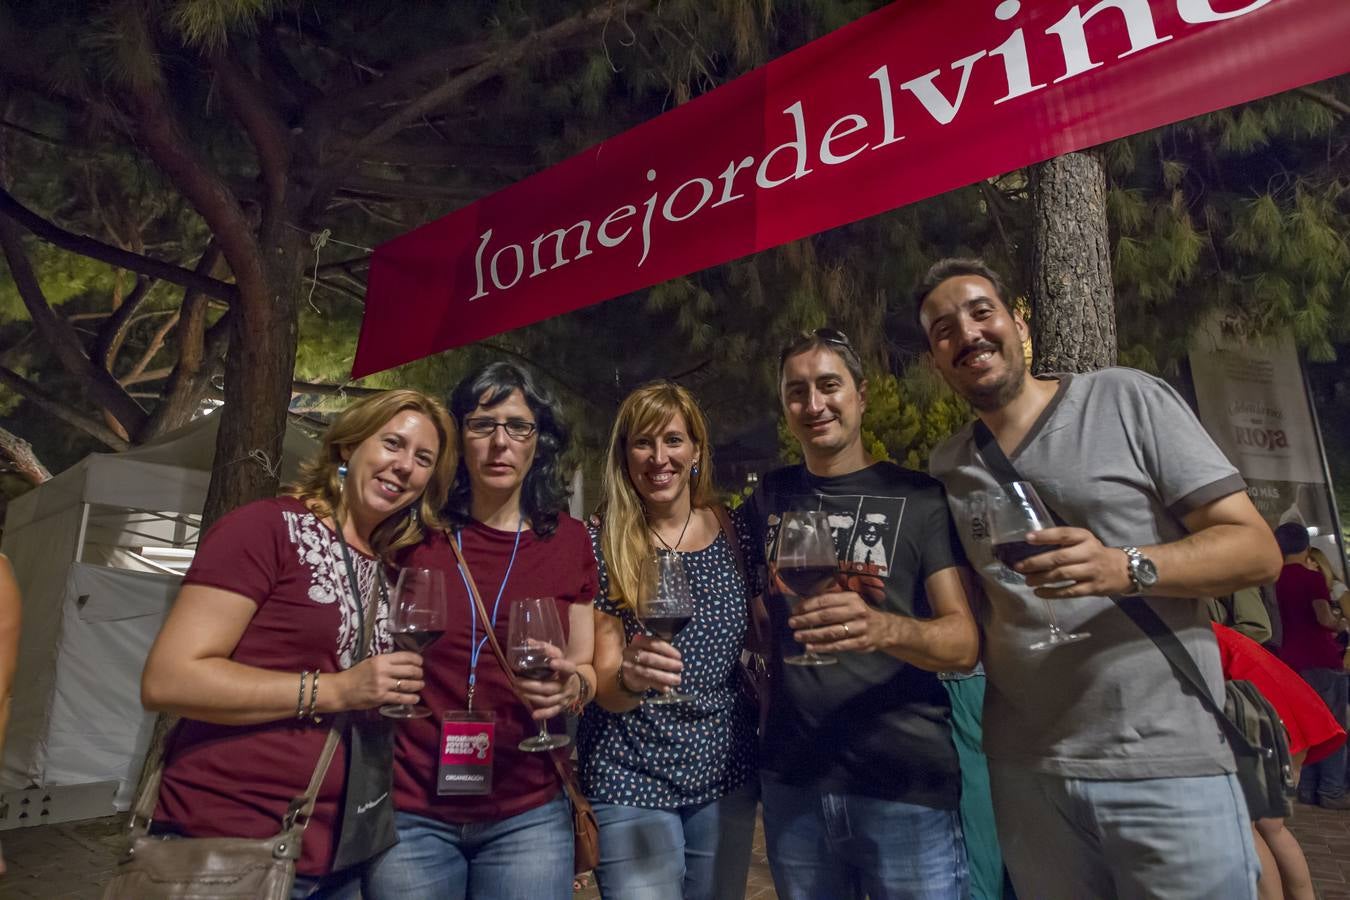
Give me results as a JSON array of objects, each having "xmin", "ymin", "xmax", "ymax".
[
  {"xmin": 774, "ymin": 510, "xmax": 841, "ymax": 666},
  {"xmin": 635, "ymin": 550, "xmax": 695, "ymax": 704},
  {"xmin": 507, "ymin": 596, "xmax": 572, "ymax": 752},
  {"xmin": 980, "ymin": 481, "xmax": 1090, "ymax": 651},
  {"xmin": 380, "ymin": 568, "xmax": 448, "ymax": 719}
]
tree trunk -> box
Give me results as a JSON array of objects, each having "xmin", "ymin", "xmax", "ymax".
[
  {"xmin": 1029, "ymin": 150, "xmax": 1117, "ymax": 375},
  {"xmin": 200, "ymin": 222, "xmax": 305, "ymax": 527}
]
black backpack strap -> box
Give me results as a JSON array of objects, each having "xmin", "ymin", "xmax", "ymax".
[{"xmin": 971, "ymin": 418, "xmax": 1258, "ymax": 757}]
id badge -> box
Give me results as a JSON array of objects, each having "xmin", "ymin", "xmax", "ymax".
[{"xmin": 438, "ymin": 711, "xmax": 495, "ymax": 795}]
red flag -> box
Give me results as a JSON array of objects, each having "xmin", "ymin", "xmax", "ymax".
[{"xmin": 355, "ymin": 0, "xmax": 1350, "ymax": 377}]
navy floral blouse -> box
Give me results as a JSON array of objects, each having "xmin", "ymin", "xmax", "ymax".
[{"xmin": 576, "ymin": 511, "xmax": 758, "ymax": 808}]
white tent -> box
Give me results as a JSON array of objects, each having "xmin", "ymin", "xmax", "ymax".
[{"xmin": 0, "ymin": 415, "xmax": 315, "ymax": 824}]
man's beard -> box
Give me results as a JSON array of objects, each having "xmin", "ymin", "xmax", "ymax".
[{"xmin": 963, "ymin": 356, "xmax": 1027, "ymax": 412}]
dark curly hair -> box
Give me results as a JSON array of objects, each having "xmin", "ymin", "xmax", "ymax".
[{"xmin": 445, "ymin": 361, "xmax": 572, "ymax": 538}]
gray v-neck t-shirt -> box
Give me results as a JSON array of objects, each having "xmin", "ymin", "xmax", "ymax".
[{"xmin": 929, "ymin": 367, "xmax": 1245, "ymax": 778}]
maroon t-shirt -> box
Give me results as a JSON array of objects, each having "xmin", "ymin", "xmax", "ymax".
[
  {"xmin": 393, "ymin": 515, "xmax": 597, "ymax": 823},
  {"xmin": 154, "ymin": 497, "xmax": 392, "ymax": 876},
  {"xmin": 1276, "ymin": 562, "xmax": 1342, "ymax": 673}
]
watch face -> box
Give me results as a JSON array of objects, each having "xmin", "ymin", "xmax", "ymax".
[{"xmin": 1134, "ymin": 556, "xmax": 1160, "ymax": 586}]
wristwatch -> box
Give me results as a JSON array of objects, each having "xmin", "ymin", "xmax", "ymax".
[{"xmin": 1122, "ymin": 546, "xmax": 1159, "ymax": 595}]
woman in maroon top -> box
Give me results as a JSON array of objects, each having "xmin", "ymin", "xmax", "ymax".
[
  {"xmin": 365, "ymin": 362, "xmax": 597, "ymax": 900},
  {"xmin": 141, "ymin": 390, "xmax": 456, "ymax": 899}
]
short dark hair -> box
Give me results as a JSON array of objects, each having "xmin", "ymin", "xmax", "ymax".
[
  {"xmin": 778, "ymin": 327, "xmax": 865, "ymax": 388},
  {"xmin": 445, "ymin": 361, "xmax": 572, "ymax": 538},
  {"xmin": 1274, "ymin": 522, "xmax": 1311, "ymax": 556},
  {"xmin": 912, "ymin": 257, "xmax": 1015, "ymax": 341}
]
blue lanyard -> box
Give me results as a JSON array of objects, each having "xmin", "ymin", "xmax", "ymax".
[{"xmin": 456, "ymin": 518, "xmax": 523, "ymax": 710}]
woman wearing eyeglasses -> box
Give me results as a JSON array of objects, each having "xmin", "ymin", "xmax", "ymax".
[
  {"xmin": 366, "ymin": 362, "xmax": 598, "ymax": 900},
  {"xmin": 577, "ymin": 381, "xmax": 760, "ymax": 900}
]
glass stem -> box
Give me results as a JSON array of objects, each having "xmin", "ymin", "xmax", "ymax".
[{"xmin": 1040, "ymin": 597, "xmax": 1064, "ymax": 633}]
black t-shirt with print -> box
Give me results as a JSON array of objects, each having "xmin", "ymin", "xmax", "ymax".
[{"xmin": 743, "ymin": 462, "xmax": 966, "ymax": 809}]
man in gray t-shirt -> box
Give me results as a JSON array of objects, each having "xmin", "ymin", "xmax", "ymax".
[{"xmin": 915, "ymin": 258, "xmax": 1283, "ymax": 900}]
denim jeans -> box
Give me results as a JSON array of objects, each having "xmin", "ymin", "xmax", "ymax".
[
  {"xmin": 989, "ymin": 763, "xmax": 1258, "ymax": 900},
  {"xmin": 761, "ymin": 777, "xmax": 968, "ymax": 900},
  {"xmin": 591, "ymin": 782, "xmax": 758, "ymax": 900},
  {"xmin": 1297, "ymin": 668, "xmax": 1348, "ymax": 802},
  {"xmin": 363, "ymin": 793, "xmax": 573, "ymax": 900}
]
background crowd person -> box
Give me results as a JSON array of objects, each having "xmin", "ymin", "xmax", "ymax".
[
  {"xmin": 366, "ymin": 362, "xmax": 597, "ymax": 900},
  {"xmin": 920, "ymin": 258, "xmax": 1282, "ymax": 900},
  {"xmin": 1273, "ymin": 522, "xmax": 1350, "ymax": 809},
  {"xmin": 1212, "ymin": 621, "xmax": 1345, "ymax": 900},
  {"xmin": 140, "ymin": 389, "xmax": 456, "ymax": 899},
  {"xmin": 579, "ymin": 381, "xmax": 759, "ymax": 900},
  {"xmin": 0, "ymin": 552, "xmax": 20, "ymax": 875},
  {"xmin": 743, "ymin": 329, "xmax": 979, "ymax": 899}
]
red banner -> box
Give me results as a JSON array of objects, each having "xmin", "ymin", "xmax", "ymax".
[{"xmin": 354, "ymin": 0, "xmax": 1350, "ymax": 377}]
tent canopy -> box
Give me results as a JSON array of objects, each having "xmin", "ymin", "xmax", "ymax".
[{"xmin": 1, "ymin": 414, "xmax": 316, "ymax": 816}]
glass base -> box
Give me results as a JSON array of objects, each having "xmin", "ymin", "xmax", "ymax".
[
  {"xmin": 519, "ymin": 732, "xmax": 571, "ymax": 753},
  {"xmin": 380, "ymin": 703, "xmax": 432, "ymax": 719},
  {"xmin": 784, "ymin": 651, "xmax": 836, "ymax": 666},
  {"xmin": 1028, "ymin": 629, "xmax": 1091, "ymax": 651},
  {"xmin": 647, "ymin": 691, "xmax": 694, "ymax": 705}
]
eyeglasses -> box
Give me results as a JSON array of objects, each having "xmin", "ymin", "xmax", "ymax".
[
  {"xmin": 778, "ymin": 327, "xmax": 856, "ymax": 366},
  {"xmin": 463, "ymin": 417, "xmax": 538, "ymax": 440}
]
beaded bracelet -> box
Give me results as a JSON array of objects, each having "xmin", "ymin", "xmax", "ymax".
[
  {"xmin": 565, "ymin": 671, "xmax": 592, "ymax": 716},
  {"xmin": 295, "ymin": 670, "xmax": 310, "ymax": 719}
]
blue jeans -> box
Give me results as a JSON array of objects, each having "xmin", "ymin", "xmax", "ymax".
[
  {"xmin": 761, "ymin": 777, "xmax": 968, "ymax": 900},
  {"xmin": 363, "ymin": 794, "xmax": 573, "ymax": 900},
  {"xmin": 592, "ymin": 782, "xmax": 758, "ymax": 900},
  {"xmin": 989, "ymin": 764, "xmax": 1258, "ymax": 900},
  {"xmin": 1297, "ymin": 668, "xmax": 1348, "ymax": 802}
]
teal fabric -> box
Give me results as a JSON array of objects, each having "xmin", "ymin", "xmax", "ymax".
[{"xmin": 944, "ymin": 674, "xmax": 1011, "ymax": 900}]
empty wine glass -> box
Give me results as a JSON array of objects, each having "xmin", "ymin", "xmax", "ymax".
[
  {"xmin": 380, "ymin": 567, "xmax": 448, "ymax": 719},
  {"xmin": 636, "ymin": 550, "xmax": 695, "ymax": 704},
  {"xmin": 773, "ymin": 510, "xmax": 840, "ymax": 666},
  {"xmin": 980, "ymin": 481, "xmax": 1090, "ymax": 651},
  {"xmin": 507, "ymin": 596, "xmax": 571, "ymax": 752}
]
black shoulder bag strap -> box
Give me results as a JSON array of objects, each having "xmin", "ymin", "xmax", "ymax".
[
  {"xmin": 330, "ymin": 525, "xmax": 399, "ymax": 868},
  {"xmin": 971, "ymin": 421, "xmax": 1259, "ymax": 758}
]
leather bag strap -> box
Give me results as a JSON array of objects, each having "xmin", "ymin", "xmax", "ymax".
[{"xmin": 447, "ymin": 536, "xmax": 588, "ymax": 807}]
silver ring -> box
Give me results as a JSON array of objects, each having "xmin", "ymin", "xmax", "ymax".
[
  {"xmin": 841, "ymin": 623, "xmax": 851, "ymax": 638},
  {"xmin": 395, "ymin": 679, "xmax": 403, "ymax": 692}
]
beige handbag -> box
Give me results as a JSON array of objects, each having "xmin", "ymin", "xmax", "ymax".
[{"xmin": 101, "ymin": 725, "xmax": 341, "ymax": 899}]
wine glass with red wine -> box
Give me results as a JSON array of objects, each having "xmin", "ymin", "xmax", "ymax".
[
  {"xmin": 380, "ymin": 567, "xmax": 448, "ymax": 719},
  {"xmin": 773, "ymin": 510, "xmax": 840, "ymax": 667},
  {"xmin": 982, "ymin": 481, "xmax": 1090, "ymax": 650},
  {"xmin": 507, "ymin": 596, "xmax": 572, "ymax": 752},
  {"xmin": 636, "ymin": 550, "xmax": 695, "ymax": 704}
]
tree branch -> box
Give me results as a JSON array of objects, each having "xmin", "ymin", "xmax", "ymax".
[
  {"xmin": 0, "ymin": 187, "xmax": 239, "ymax": 303},
  {"xmin": 210, "ymin": 48, "xmax": 292, "ymax": 230},
  {"xmin": 308, "ymin": 38, "xmax": 495, "ymax": 122},
  {"xmin": 0, "ymin": 217, "xmax": 149, "ymax": 435},
  {"xmin": 1297, "ymin": 85, "xmax": 1350, "ymax": 118},
  {"xmin": 332, "ymin": 173, "xmax": 492, "ymax": 203},
  {"xmin": 317, "ymin": 1, "xmax": 644, "ymax": 196},
  {"xmin": 0, "ymin": 424, "xmax": 51, "ymax": 485},
  {"xmin": 0, "ymin": 365, "xmax": 131, "ymax": 451},
  {"xmin": 292, "ymin": 381, "xmax": 382, "ymax": 398},
  {"xmin": 121, "ymin": 312, "xmax": 180, "ymax": 383},
  {"xmin": 96, "ymin": 276, "xmax": 157, "ymax": 371}
]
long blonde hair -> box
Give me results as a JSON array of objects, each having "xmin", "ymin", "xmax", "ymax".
[
  {"xmin": 600, "ymin": 382, "xmax": 715, "ymax": 609},
  {"xmin": 285, "ymin": 389, "xmax": 458, "ymax": 559}
]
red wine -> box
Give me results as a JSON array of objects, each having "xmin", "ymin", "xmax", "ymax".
[
  {"xmin": 993, "ymin": 540, "xmax": 1053, "ymax": 569},
  {"xmin": 646, "ymin": 614, "xmax": 692, "ymax": 641},
  {"xmin": 392, "ymin": 627, "xmax": 444, "ymax": 653},
  {"xmin": 511, "ymin": 650, "xmax": 554, "ymax": 681},
  {"xmin": 778, "ymin": 565, "xmax": 838, "ymax": 598}
]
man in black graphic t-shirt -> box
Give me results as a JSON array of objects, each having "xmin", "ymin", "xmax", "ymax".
[{"xmin": 743, "ymin": 329, "xmax": 979, "ymax": 900}]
